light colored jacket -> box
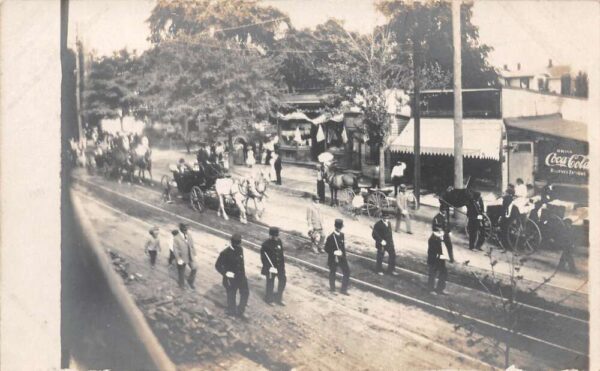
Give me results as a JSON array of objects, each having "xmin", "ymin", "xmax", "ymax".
[
  {"xmin": 307, "ymin": 204, "xmax": 323, "ymax": 230},
  {"xmin": 173, "ymin": 232, "xmax": 196, "ymax": 268}
]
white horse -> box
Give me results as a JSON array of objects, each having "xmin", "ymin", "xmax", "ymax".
[
  {"xmin": 215, "ymin": 177, "xmax": 247, "ymax": 224},
  {"xmin": 240, "ymin": 171, "xmax": 268, "ymax": 220}
]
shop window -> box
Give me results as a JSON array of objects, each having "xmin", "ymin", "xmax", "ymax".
[
  {"xmin": 513, "ymin": 143, "xmax": 532, "ymax": 153},
  {"xmin": 365, "ymin": 142, "xmax": 379, "ymax": 165}
]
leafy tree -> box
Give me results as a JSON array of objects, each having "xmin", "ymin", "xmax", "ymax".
[
  {"xmin": 147, "ymin": 0, "xmax": 290, "ymax": 48},
  {"xmin": 83, "ymin": 49, "xmax": 142, "ymax": 130},
  {"xmin": 137, "ymin": 36, "xmax": 285, "ymax": 154},
  {"xmin": 376, "ymin": 0, "xmax": 499, "ymax": 89}
]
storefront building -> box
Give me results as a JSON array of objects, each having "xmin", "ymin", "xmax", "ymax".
[{"xmin": 503, "ymin": 113, "xmax": 588, "ymax": 203}]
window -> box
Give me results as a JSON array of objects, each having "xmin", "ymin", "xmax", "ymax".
[{"xmin": 365, "ymin": 142, "xmax": 379, "ymax": 165}]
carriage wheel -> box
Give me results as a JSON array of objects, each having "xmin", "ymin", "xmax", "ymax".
[
  {"xmin": 190, "ymin": 186, "xmax": 205, "ymax": 212},
  {"xmin": 507, "ymin": 217, "xmax": 540, "ymax": 254},
  {"xmin": 337, "ymin": 188, "xmax": 355, "ymax": 216},
  {"xmin": 366, "ymin": 191, "xmax": 387, "ymax": 218}
]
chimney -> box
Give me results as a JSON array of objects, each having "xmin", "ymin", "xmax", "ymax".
[
  {"xmin": 548, "ymin": 59, "xmax": 553, "ymax": 68},
  {"xmin": 517, "ymin": 63, "xmax": 521, "ymax": 71}
]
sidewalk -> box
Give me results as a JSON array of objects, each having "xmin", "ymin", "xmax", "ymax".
[{"xmin": 148, "ymin": 148, "xmax": 588, "ymax": 295}]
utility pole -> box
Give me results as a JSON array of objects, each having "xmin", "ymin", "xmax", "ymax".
[
  {"xmin": 413, "ymin": 42, "xmax": 421, "ymax": 208},
  {"xmin": 75, "ymin": 30, "xmax": 85, "ymax": 142},
  {"xmin": 452, "ymin": 0, "xmax": 464, "ymax": 189}
]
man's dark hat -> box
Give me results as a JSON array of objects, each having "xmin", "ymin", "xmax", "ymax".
[
  {"xmin": 269, "ymin": 227, "xmax": 279, "ymax": 237},
  {"xmin": 334, "ymin": 219, "xmax": 344, "ymax": 228},
  {"xmin": 312, "ymin": 195, "xmax": 319, "ymax": 201},
  {"xmin": 231, "ymin": 233, "xmax": 242, "ymax": 244},
  {"xmin": 179, "ymin": 223, "xmax": 188, "ymax": 231}
]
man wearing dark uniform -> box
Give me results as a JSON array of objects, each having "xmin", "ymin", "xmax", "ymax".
[
  {"xmin": 372, "ymin": 214, "xmax": 398, "ymax": 275},
  {"xmin": 466, "ymin": 191, "xmax": 485, "ymax": 251},
  {"xmin": 427, "ymin": 227, "xmax": 448, "ymax": 295},
  {"xmin": 215, "ymin": 233, "xmax": 249, "ymax": 319},
  {"xmin": 324, "ymin": 219, "xmax": 350, "ymax": 295},
  {"xmin": 260, "ymin": 227, "xmax": 287, "ymax": 306},
  {"xmin": 432, "ymin": 206, "xmax": 455, "ymax": 263}
]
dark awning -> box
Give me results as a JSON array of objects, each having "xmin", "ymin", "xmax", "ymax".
[{"xmin": 504, "ymin": 113, "xmax": 587, "ymax": 142}]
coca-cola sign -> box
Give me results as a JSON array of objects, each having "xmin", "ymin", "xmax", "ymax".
[{"xmin": 538, "ymin": 141, "xmax": 588, "ymax": 184}]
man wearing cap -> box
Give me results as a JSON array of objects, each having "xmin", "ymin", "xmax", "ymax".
[
  {"xmin": 173, "ymin": 223, "xmax": 197, "ymax": 289},
  {"xmin": 306, "ymin": 195, "xmax": 324, "ymax": 253},
  {"xmin": 261, "ymin": 227, "xmax": 287, "ymax": 306},
  {"xmin": 324, "ymin": 219, "xmax": 351, "ymax": 295},
  {"xmin": 427, "ymin": 227, "xmax": 448, "ymax": 295},
  {"xmin": 144, "ymin": 227, "xmax": 161, "ymax": 268},
  {"xmin": 432, "ymin": 205, "xmax": 455, "ymax": 263},
  {"xmin": 466, "ymin": 191, "xmax": 485, "ymax": 251},
  {"xmin": 372, "ymin": 214, "xmax": 398, "ymax": 276},
  {"xmin": 215, "ymin": 233, "xmax": 249, "ymax": 319},
  {"xmin": 395, "ymin": 184, "xmax": 413, "ymax": 234}
]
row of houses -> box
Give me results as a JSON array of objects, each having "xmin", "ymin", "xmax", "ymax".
[{"xmin": 273, "ymin": 87, "xmax": 589, "ymax": 202}]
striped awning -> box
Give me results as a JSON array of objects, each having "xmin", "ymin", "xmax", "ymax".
[{"xmin": 389, "ymin": 118, "xmax": 503, "ymax": 160}]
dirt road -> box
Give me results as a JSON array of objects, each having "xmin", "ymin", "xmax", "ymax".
[{"xmin": 75, "ymin": 190, "xmax": 496, "ymax": 370}]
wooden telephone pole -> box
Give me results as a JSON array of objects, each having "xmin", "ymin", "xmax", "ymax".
[{"xmin": 452, "ymin": 0, "xmax": 464, "ymax": 189}]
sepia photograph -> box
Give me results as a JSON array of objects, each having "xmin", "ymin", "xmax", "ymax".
[{"xmin": 1, "ymin": 0, "xmax": 599, "ymax": 370}]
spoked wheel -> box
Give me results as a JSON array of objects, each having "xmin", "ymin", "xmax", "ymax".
[
  {"xmin": 367, "ymin": 191, "xmax": 388, "ymax": 218},
  {"xmin": 337, "ymin": 188, "xmax": 355, "ymax": 216},
  {"xmin": 190, "ymin": 186, "xmax": 205, "ymax": 212},
  {"xmin": 507, "ymin": 216, "xmax": 541, "ymax": 255},
  {"xmin": 464, "ymin": 214, "xmax": 493, "ymax": 247}
]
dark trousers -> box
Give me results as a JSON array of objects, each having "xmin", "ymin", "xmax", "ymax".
[
  {"xmin": 375, "ymin": 246, "xmax": 396, "ymax": 273},
  {"xmin": 443, "ymin": 233, "xmax": 454, "ymax": 262},
  {"xmin": 428, "ymin": 260, "xmax": 447, "ymax": 292},
  {"xmin": 317, "ymin": 180, "xmax": 325, "ymax": 202},
  {"xmin": 329, "ymin": 258, "xmax": 350, "ymax": 292},
  {"xmin": 168, "ymin": 250, "xmax": 175, "ymax": 265},
  {"xmin": 558, "ymin": 250, "xmax": 577, "ymax": 273},
  {"xmin": 467, "ymin": 221, "xmax": 485, "ymax": 250},
  {"xmin": 148, "ymin": 250, "xmax": 157, "ymax": 266},
  {"xmin": 265, "ymin": 273, "xmax": 287, "ymax": 302},
  {"xmin": 392, "ymin": 176, "xmax": 403, "ymax": 196},
  {"xmin": 275, "ymin": 168, "xmax": 282, "ymax": 185},
  {"xmin": 225, "ymin": 277, "xmax": 249, "ymax": 315},
  {"xmin": 177, "ymin": 263, "xmax": 197, "ymax": 288}
]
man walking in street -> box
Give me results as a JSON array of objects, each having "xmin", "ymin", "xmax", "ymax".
[
  {"xmin": 391, "ymin": 161, "xmax": 407, "ymax": 196},
  {"xmin": 372, "ymin": 214, "xmax": 399, "ymax": 276},
  {"xmin": 432, "ymin": 205, "xmax": 455, "ymax": 263},
  {"xmin": 466, "ymin": 191, "xmax": 485, "ymax": 251},
  {"xmin": 144, "ymin": 226, "xmax": 161, "ymax": 268},
  {"xmin": 274, "ymin": 151, "xmax": 282, "ymax": 185},
  {"xmin": 557, "ymin": 219, "xmax": 578, "ymax": 274},
  {"xmin": 427, "ymin": 227, "xmax": 448, "ymax": 295},
  {"xmin": 324, "ymin": 219, "xmax": 350, "ymax": 295},
  {"xmin": 261, "ymin": 227, "xmax": 287, "ymax": 306},
  {"xmin": 306, "ymin": 195, "xmax": 324, "ymax": 254},
  {"xmin": 215, "ymin": 233, "xmax": 249, "ymax": 319},
  {"xmin": 173, "ymin": 223, "xmax": 197, "ymax": 289},
  {"xmin": 395, "ymin": 184, "xmax": 413, "ymax": 234}
]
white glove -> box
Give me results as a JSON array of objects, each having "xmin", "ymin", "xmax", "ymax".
[
  {"xmin": 477, "ymin": 215, "xmax": 483, "ymax": 220},
  {"xmin": 225, "ymin": 271, "xmax": 235, "ymax": 278},
  {"xmin": 177, "ymin": 259, "xmax": 184, "ymax": 265},
  {"xmin": 401, "ymin": 210, "xmax": 408, "ymax": 216},
  {"xmin": 381, "ymin": 240, "xmax": 387, "ymax": 246},
  {"xmin": 334, "ymin": 250, "xmax": 342, "ymax": 256},
  {"xmin": 269, "ymin": 267, "xmax": 278, "ymax": 274}
]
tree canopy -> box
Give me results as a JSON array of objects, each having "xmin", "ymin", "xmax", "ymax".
[{"xmin": 376, "ymin": 0, "xmax": 498, "ymax": 89}]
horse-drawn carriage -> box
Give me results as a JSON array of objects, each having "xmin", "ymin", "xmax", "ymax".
[
  {"xmin": 161, "ymin": 161, "xmax": 268, "ymax": 224},
  {"xmin": 438, "ymin": 186, "xmax": 586, "ymax": 255}
]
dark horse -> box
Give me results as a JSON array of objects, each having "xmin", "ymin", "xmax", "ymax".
[
  {"xmin": 130, "ymin": 147, "xmax": 153, "ymax": 183},
  {"xmin": 438, "ymin": 186, "xmax": 483, "ymax": 213},
  {"xmin": 323, "ymin": 162, "xmax": 358, "ymax": 206}
]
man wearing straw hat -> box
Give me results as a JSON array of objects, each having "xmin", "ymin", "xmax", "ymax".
[
  {"xmin": 215, "ymin": 233, "xmax": 250, "ymax": 319},
  {"xmin": 173, "ymin": 223, "xmax": 197, "ymax": 289},
  {"xmin": 324, "ymin": 219, "xmax": 351, "ymax": 295},
  {"xmin": 260, "ymin": 227, "xmax": 287, "ymax": 306}
]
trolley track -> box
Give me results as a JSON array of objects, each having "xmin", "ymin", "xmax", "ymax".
[
  {"xmin": 127, "ymin": 174, "xmax": 588, "ymax": 318},
  {"xmin": 72, "ymin": 174, "xmax": 589, "ymax": 367}
]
